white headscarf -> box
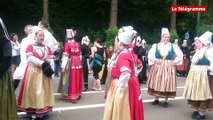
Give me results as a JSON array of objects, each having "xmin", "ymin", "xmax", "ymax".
[
  {"xmin": 118, "ymin": 30, "xmax": 134, "ymax": 45},
  {"xmin": 198, "ymin": 31, "xmax": 212, "ymax": 46},
  {"xmin": 31, "ymin": 26, "xmax": 42, "ymax": 39},
  {"xmin": 81, "ymin": 36, "xmax": 90, "ymax": 45},
  {"xmin": 66, "ymin": 29, "xmax": 75, "ymax": 39},
  {"xmin": 161, "ymin": 27, "xmax": 170, "ymax": 37},
  {"xmin": 135, "ymin": 36, "xmax": 142, "ymax": 47}
]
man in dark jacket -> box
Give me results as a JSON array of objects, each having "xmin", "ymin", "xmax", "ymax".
[{"xmin": 81, "ymin": 36, "xmax": 91, "ymax": 91}]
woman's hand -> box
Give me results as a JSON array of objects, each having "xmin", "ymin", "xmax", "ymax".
[
  {"xmin": 53, "ymin": 55, "xmax": 56, "ymax": 60},
  {"xmin": 45, "ymin": 59, "xmax": 51, "ymax": 63},
  {"xmin": 61, "ymin": 68, "xmax": 65, "ymax": 73},
  {"xmin": 138, "ymin": 94, "xmax": 142, "ymax": 101},
  {"xmin": 171, "ymin": 60, "xmax": 176, "ymax": 66},
  {"xmin": 155, "ymin": 59, "xmax": 162, "ymax": 65}
]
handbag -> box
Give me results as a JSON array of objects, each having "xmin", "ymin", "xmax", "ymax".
[{"xmin": 41, "ymin": 62, "xmax": 54, "ymax": 77}]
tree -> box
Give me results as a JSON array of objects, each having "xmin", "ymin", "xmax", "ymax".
[
  {"xmin": 43, "ymin": 0, "xmax": 49, "ymax": 23},
  {"xmin": 109, "ymin": 0, "xmax": 117, "ymax": 28},
  {"xmin": 199, "ymin": 0, "xmax": 213, "ymax": 34},
  {"xmin": 170, "ymin": 0, "xmax": 177, "ymax": 31}
]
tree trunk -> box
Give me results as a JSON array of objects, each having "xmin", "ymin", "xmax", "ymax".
[
  {"xmin": 109, "ymin": 0, "xmax": 118, "ymax": 28},
  {"xmin": 170, "ymin": 0, "xmax": 177, "ymax": 31},
  {"xmin": 43, "ymin": 0, "xmax": 49, "ymax": 23}
]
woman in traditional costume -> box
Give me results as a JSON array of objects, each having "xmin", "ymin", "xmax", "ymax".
[
  {"xmin": 81, "ymin": 36, "xmax": 91, "ymax": 91},
  {"xmin": 133, "ymin": 36, "xmax": 147, "ymax": 84},
  {"xmin": 10, "ymin": 33, "xmax": 21, "ymax": 77},
  {"xmin": 103, "ymin": 29, "xmax": 144, "ymax": 120},
  {"xmin": 183, "ymin": 31, "xmax": 213, "ymax": 120},
  {"xmin": 176, "ymin": 40, "xmax": 189, "ymax": 76},
  {"xmin": 141, "ymin": 39, "xmax": 149, "ymax": 83},
  {"xmin": 147, "ymin": 28, "xmax": 183, "ymax": 107},
  {"xmin": 61, "ymin": 29, "xmax": 83, "ymax": 103},
  {"xmin": 17, "ymin": 29, "xmax": 54, "ymax": 119},
  {"xmin": 105, "ymin": 26, "xmax": 134, "ymax": 97},
  {"xmin": 0, "ymin": 24, "xmax": 18, "ymax": 120}
]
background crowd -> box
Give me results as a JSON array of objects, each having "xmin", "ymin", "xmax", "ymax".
[{"xmin": 0, "ymin": 17, "xmax": 213, "ymax": 120}]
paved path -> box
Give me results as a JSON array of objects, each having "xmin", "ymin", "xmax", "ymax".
[{"xmin": 17, "ymin": 76, "xmax": 213, "ymax": 120}]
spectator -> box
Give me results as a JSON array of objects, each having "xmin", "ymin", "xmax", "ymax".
[
  {"xmin": 13, "ymin": 25, "xmax": 34, "ymax": 90},
  {"xmin": 90, "ymin": 38, "xmax": 106, "ymax": 91},
  {"xmin": 53, "ymin": 42, "xmax": 63, "ymax": 78},
  {"xmin": 10, "ymin": 33, "xmax": 20, "ymax": 77}
]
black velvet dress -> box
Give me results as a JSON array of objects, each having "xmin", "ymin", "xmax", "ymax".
[
  {"xmin": 0, "ymin": 36, "xmax": 18, "ymax": 120},
  {"xmin": 81, "ymin": 43, "xmax": 91, "ymax": 89},
  {"xmin": 133, "ymin": 46, "xmax": 147, "ymax": 83}
]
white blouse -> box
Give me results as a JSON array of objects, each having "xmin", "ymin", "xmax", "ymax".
[
  {"xmin": 11, "ymin": 40, "xmax": 20, "ymax": 56},
  {"xmin": 148, "ymin": 42, "xmax": 183, "ymax": 65},
  {"xmin": 192, "ymin": 47, "xmax": 213, "ymax": 75}
]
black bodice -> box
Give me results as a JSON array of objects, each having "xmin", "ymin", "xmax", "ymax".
[{"xmin": 0, "ymin": 37, "xmax": 12, "ymax": 78}]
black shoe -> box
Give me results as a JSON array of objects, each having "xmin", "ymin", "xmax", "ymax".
[
  {"xmin": 142, "ymin": 81, "xmax": 147, "ymax": 84},
  {"xmin": 152, "ymin": 100, "xmax": 159, "ymax": 105},
  {"xmin": 71, "ymin": 100, "xmax": 77, "ymax": 103},
  {"xmin": 191, "ymin": 111, "xmax": 199, "ymax": 119},
  {"xmin": 162, "ymin": 102, "xmax": 168, "ymax": 107},
  {"xmin": 193, "ymin": 114, "xmax": 205, "ymax": 120}
]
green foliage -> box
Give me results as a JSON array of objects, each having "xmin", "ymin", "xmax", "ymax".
[
  {"xmin": 48, "ymin": 26, "xmax": 54, "ymax": 35},
  {"xmin": 170, "ymin": 30, "xmax": 179, "ymax": 43},
  {"xmin": 142, "ymin": 31, "xmax": 160, "ymax": 44},
  {"xmin": 75, "ymin": 28, "xmax": 105, "ymax": 43},
  {"xmin": 199, "ymin": 0, "xmax": 213, "ymax": 34},
  {"xmin": 200, "ymin": 24, "xmax": 213, "ymax": 34},
  {"xmin": 104, "ymin": 27, "xmax": 118, "ymax": 46},
  {"xmin": 131, "ymin": 0, "xmax": 171, "ymax": 31},
  {"xmin": 59, "ymin": 42, "xmax": 64, "ymax": 50},
  {"xmin": 0, "ymin": 0, "xmax": 212, "ymax": 45},
  {"xmin": 93, "ymin": 30, "xmax": 105, "ymax": 41}
]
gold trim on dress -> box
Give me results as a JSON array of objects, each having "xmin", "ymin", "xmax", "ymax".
[
  {"xmin": 158, "ymin": 43, "xmax": 172, "ymax": 59},
  {"xmin": 194, "ymin": 47, "xmax": 208, "ymax": 64}
]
